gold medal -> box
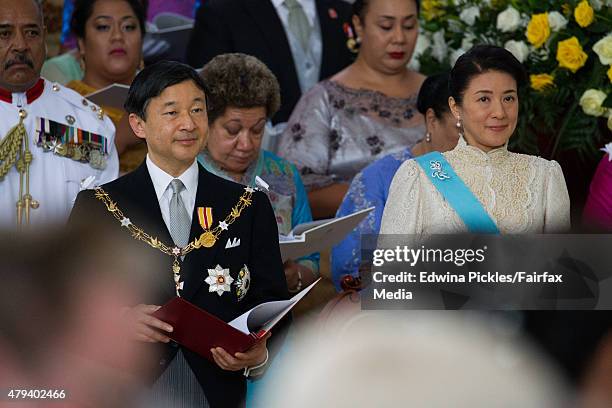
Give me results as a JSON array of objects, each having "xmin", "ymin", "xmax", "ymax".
[{"xmin": 199, "ymin": 231, "xmax": 216, "ymax": 248}]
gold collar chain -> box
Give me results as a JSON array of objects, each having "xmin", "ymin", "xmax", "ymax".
[{"xmin": 93, "ymin": 186, "xmax": 254, "ymax": 296}]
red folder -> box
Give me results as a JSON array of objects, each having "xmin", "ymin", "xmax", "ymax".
[{"xmin": 152, "ymin": 297, "xmax": 266, "ymax": 362}]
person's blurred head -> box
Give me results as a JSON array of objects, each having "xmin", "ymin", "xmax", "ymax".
[
  {"xmin": 71, "ymin": 0, "xmax": 145, "ymax": 87},
  {"xmin": 125, "ymin": 61, "xmax": 208, "ymax": 177},
  {"xmin": 449, "ymin": 44, "xmax": 527, "ymax": 152},
  {"xmin": 200, "ymin": 53, "xmax": 281, "ymax": 177},
  {"xmin": 0, "ymin": 0, "xmax": 45, "ymax": 92},
  {"xmin": 416, "ymin": 72, "xmax": 458, "ymax": 152},
  {"xmin": 352, "ymin": 0, "xmax": 419, "ymax": 75}
]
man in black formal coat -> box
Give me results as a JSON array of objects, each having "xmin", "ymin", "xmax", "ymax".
[
  {"xmin": 70, "ymin": 61, "xmax": 289, "ymax": 408},
  {"xmin": 186, "ymin": 0, "xmax": 354, "ymax": 124}
]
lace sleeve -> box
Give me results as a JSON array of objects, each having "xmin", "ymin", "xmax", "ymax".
[
  {"xmin": 379, "ymin": 160, "xmax": 422, "ymax": 235},
  {"xmin": 278, "ymin": 84, "xmax": 334, "ymax": 191},
  {"xmin": 543, "ymin": 160, "xmax": 571, "ymax": 233}
]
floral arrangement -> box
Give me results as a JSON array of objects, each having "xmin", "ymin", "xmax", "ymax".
[{"xmin": 412, "ymin": 0, "xmax": 612, "ymax": 159}]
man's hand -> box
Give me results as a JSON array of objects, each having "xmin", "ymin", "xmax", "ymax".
[
  {"xmin": 123, "ymin": 304, "xmax": 173, "ymax": 343},
  {"xmin": 283, "ymin": 260, "xmax": 300, "ymax": 290},
  {"xmin": 210, "ymin": 332, "xmax": 271, "ymax": 371}
]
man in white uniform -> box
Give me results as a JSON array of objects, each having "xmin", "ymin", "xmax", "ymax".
[{"xmin": 0, "ymin": 0, "xmax": 118, "ymax": 227}]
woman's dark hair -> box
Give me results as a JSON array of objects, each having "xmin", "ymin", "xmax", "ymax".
[
  {"xmin": 449, "ymin": 44, "xmax": 527, "ymax": 105},
  {"xmin": 417, "ymin": 72, "xmax": 451, "ymax": 119},
  {"xmin": 200, "ymin": 53, "xmax": 281, "ymax": 124},
  {"xmin": 124, "ymin": 61, "xmax": 207, "ymax": 119},
  {"xmin": 70, "ymin": 0, "xmax": 147, "ymax": 39},
  {"xmin": 353, "ymin": 0, "xmax": 420, "ymax": 21}
]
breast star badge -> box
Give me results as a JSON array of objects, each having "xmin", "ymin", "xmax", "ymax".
[{"xmin": 205, "ymin": 264, "xmax": 234, "ymax": 296}]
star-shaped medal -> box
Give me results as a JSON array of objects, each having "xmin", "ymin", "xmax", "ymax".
[
  {"xmin": 205, "ymin": 264, "xmax": 234, "ymax": 296},
  {"xmin": 219, "ymin": 221, "xmax": 228, "ymax": 231},
  {"xmin": 172, "ymin": 247, "xmax": 181, "ymax": 256},
  {"xmin": 245, "ymin": 186, "xmax": 254, "ymax": 193},
  {"xmin": 120, "ymin": 217, "xmax": 131, "ymax": 227}
]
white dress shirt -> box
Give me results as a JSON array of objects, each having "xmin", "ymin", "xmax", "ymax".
[
  {"xmin": 271, "ymin": 0, "xmax": 322, "ymax": 94},
  {"xmin": 146, "ymin": 155, "xmax": 199, "ymax": 230},
  {"xmin": 0, "ymin": 79, "xmax": 118, "ymax": 227}
]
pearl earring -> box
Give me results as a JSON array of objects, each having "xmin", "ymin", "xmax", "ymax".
[
  {"xmin": 425, "ymin": 132, "xmax": 431, "ymax": 143},
  {"xmin": 456, "ymin": 118, "xmax": 461, "ymax": 128}
]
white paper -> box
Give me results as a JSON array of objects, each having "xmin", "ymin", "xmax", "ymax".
[
  {"xmin": 279, "ymin": 207, "xmax": 374, "ymax": 262},
  {"xmin": 228, "ymin": 278, "xmax": 320, "ymax": 334}
]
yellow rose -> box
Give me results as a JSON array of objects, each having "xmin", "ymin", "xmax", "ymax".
[
  {"xmin": 608, "ymin": 65, "xmax": 612, "ymax": 83},
  {"xmin": 579, "ymin": 89, "xmax": 607, "ymax": 117},
  {"xmin": 422, "ymin": 0, "xmax": 445, "ymax": 22},
  {"xmin": 530, "ymin": 74, "xmax": 555, "ymax": 91},
  {"xmin": 526, "ymin": 13, "xmax": 550, "ymax": 48},
  {"xmin": 556, "ymin": 37, "xmax": 588, "ymax": 73},
  {"xmin": 574, "ymin": 0, "xmax": 594, "ymax": 28}
]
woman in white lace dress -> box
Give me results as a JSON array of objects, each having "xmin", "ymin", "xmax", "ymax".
[{"xmin": 380, "ymin": 45, "xmax": 570, "ymax": 235}]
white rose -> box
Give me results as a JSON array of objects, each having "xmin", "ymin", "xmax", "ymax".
[
  {"xmin": 504, "ymin": 40, "xmax": 529, "ymax": 63},
  {"xmin": 459, "ymin": 6, "xmax": 480, "ymax": 26},
  {"xmin": 447, "ymin": 19, "xmax": 463, "ymax": 33},
  {"xmin": 547, "ymin": 11, "xmax": 568, "ymax": 32},
  {"xmin": 590, "ymin": 0, "xmax": 603, "ymax": 11},
  {"xmin": 579, "ymin": 89, "xmax": 608, "ymax": 117},
  {"xmin": 461, "ymin": 33, "xmax": 476, "ymax": 51},
  {"xmin": 593, "ymin": 34, "xmax": 612, "ymax": 65},
  {"xmin": 432, "ymin": 30, "xmax": 448, "ymax": 64},
  {"xmin": 450, "ymin": 49, "xmax": 466, "ymax": 67},
  {"xmin": 412, "ymin": 33, "xmax": 431, "ymax": 59},
  {"xmin": 496, "ymin": 7, "xmax": 521, "ymax": 32}
]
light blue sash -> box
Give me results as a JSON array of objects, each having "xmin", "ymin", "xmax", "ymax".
[{"xmin": 415, "ymin": 152, "xmax": 500, "ymax": 234}]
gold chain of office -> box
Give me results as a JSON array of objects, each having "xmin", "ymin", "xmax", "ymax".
[{"xmin": 93, "ymin": 186, "xmax": 254, "ymax": 288}]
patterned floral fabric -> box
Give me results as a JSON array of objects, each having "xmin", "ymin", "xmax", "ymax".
[
  {"xmin": 198, "ymin": 149, "xmax": 319, "ymax": 275},
  {"xmin": 331, "ymin": 148, "xmax": 413, "ymax": 290},
  {"xmin": 278, "ymin": 80, "xmax": 425, "ymax": 190},
  {"xmin": 380, "ymin": 137, "xmax": 571, "ymax": 237}
]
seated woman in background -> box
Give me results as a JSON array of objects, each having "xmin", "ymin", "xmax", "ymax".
[
  {"xmin": 331, "ymin": 73, "xmax": 458, "ymax": 290},
  {"xmin": 380, "ymin": 45, "xmax": 570, "ymax": 236},
  {"xmin": 278, "ymin": 0, "xmax": 425, "ymax": 219},
  {"xmin": 583, "ymin": 143, "xmax": 612, "ymax": 231},
  {"xmin": 66, "ymin": 0, "xmax": 147, "ymax": 173},
  {"xmin": 198, "ymin": 53, "xmax": 319, "ymax": 294}
]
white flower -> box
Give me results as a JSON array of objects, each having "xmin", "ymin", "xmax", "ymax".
[
  {"xmin": 496, "ymin": 6, "xmax": 521, "ymax": 32},
  {"xmin": 593, "ymin": 34, "xmax": 612, "ymax": 65},
  {"xmin": 579, "ymin": 89, "xmax": 608, "ymax": 117},
  {"xmin": 431, "ymin": 30, "xmax": 448, "ymax": 63},
  {"xmin": 412, "ymin": 33, "xmax": 431, "ymax": 59},
  {"xmin": 447, "ymin": 19, "xmax": 463, "ymax": 33},
  {"xmin": 504, "ymin": 40, "xmax": 530, "ymax": 63},
  {"xmin": 459, "ymin": 6, "xmax": 480, "ymax": 26},
  {"xmin": 591, "ymin": 0, "xmax": 603, "ymax": 11},
  {"xmin": 602, "ymin": 142, "xmax": 612, "ymax": 159},
  {"xmin": 450, "ymin": 49, "xmax": 466, "ymax": 67},
  {"xmin": 547, "ymin": 11, "xmax": 568, "ymax": 32},
  {"xmin": 461, "ymin": 33, "xmax": 476, "ymax": 51}
]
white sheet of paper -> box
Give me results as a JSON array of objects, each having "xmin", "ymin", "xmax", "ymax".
[{"xmin": 279, "ymin": 207, "xmax": 375, "ymax": 262}]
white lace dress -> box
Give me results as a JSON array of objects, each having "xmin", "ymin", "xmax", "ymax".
[{"xmin": 380, "ymin": 138, "xmax": 571, "ymax": 235}]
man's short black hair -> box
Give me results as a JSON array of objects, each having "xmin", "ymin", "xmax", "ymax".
[{"xmin": 124, "ymin": 61, "xmax": 208, "ymax": 119}]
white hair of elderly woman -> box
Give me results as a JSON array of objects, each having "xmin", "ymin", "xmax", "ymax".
[{"xmin": 259, "ymin": 310, "xmax": 570, "ymax": 408}]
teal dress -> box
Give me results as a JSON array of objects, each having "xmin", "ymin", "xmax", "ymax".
[{"xmin": 197, "ymin": 149, "xmax": 319, "ymax": 275}]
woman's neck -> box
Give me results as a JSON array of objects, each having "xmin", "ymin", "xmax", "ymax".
[{"xmin": 336, "ymin": 58, "xmax": 411, "ymax": 96}]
